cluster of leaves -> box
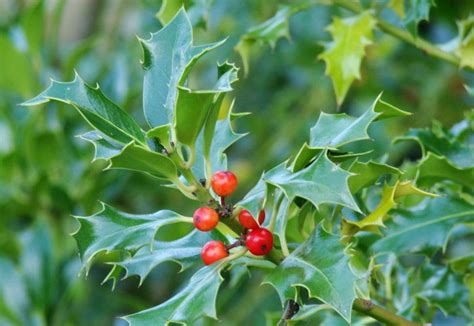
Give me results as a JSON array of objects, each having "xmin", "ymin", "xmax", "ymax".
[
  {"xmin": 0, "ymin": 1, "xmax": 176, "ymax": 324},
  {"xmin": 236, "ymin": 0, "xmax": 474, "ymax": 105},
  {"xmin": 23, "ymin": 5, "xmax": 474, "ymax": 325}
]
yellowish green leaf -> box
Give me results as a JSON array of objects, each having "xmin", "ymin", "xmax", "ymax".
[{"xmin": 318, "ymin": 12, "xmax": 376, "ymax": 105}]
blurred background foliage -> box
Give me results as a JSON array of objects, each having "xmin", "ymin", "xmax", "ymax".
[{"xmin": 0, "ymin": 0, "xmax": 473, "ymax": 325}]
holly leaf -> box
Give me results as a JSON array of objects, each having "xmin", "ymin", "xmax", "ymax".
[
  {"xmin": 123, "ymin": 255, "xmax": 271, "ymax": 325},
  {"xmin": 236, "ymin": 6, "xmax": 292, "ymax": 74},
  {"xmin": 191, "ymin": 107, "xmax": 247, "ymax": 180},
  {"xmin": 73, "ymin": 203, "xmax": 189, "ymax": 271},
  {"xmin": 108, "ymin": 142, "xmax": 179, "ymax": 181},
  {"xmin": 395, "ymin": 121, "xmax": 474, "ymax": 169},
  {"xmin": 371, "ymin": 196, "xmax": 474, "ymax": 255},
  {"xmin": 147, "ymin": 125, "xmax": 172, "ymax": 152},
  {"xmin": 318, "ymin": 12, "xmax": 376, "ymax": 105},
  {"xmin": 79, "ymin": 131, "xmax": 123, "ymax": 161},
  {"xmin": 416, "ymin": 265, "xmax": 471, "ymax": 317},
  {"xmin": 21, "ymin": 73, "xmax": 145, "ymax": 145},
  {"xmin": 264, "ymin": 152, "xmax": 360, "ymax": 212},
  {"xmin": 124, "ymin": 263, "xmax": 223, "ymax": 325},
  {"xmin": 416, "ymin": 153, "xmax": 474, "ymax": 189},
  {"xmin": 309, "ymin": 94, "xmax": 409, "ymax": 149},
  {"xmin": 174, "ymin": 62, "xmax": 238, "ymax": 153},
  {"xmin": 117, "ymin": 230, "xmax": 214, "ymax": 285},
  {"xmin": 348, "ymin": 160, "xmax": 402, "ymax": 194},
  {"xmin": 342, "ymin": 181, "xmax": 437, "ymax": 238},
  {"xmin": 264, "ymin": 227, "xmax": 357, "ymax": 322},
  {"xmin": 273, "ymin": 195, "xmax": 298, "ymax": 257},
  {"xmin": 140, "ymin": 8, "xmax": 224, "ymax": 128},
  {"xmin": 80, "ymin": 132, "xmax": 179, "ymax": 182},
  {"xmin": 291, "ymin": 95, "xmax": 409, "ymax": 171}
]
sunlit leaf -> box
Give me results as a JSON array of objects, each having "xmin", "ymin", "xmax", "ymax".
[{"xmin": 318, "ymin": 12, "xmax": 376, "ymax": 105}]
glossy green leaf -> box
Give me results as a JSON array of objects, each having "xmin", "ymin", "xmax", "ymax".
[
  {"xmin": 191, "ymin": 108, "xmax": 247, "ymax": 179},
  {"xmin": 118, "ymin": 230, "xmax": 213, "ymax": 285},
  {"xmin": 273, "ymin": 195, "xmax": 296, "ymax": 257},
  {"xmin": 73, "ymin": 203, "xmax": 189, "ymax": 270},
  {"xmin": 309, "ymin": 94, "xmax": 408, "ymax": 149},
  {"xmin": 348, "ymin": 160, "xmax": 402, "ymax": 194},
  {"xmin": 201, "ymin": 63, "xmax": 239, "ymax": 169},
  {"xmin": 146, "ymin": 125, "xmax": 172, "ymax": 152},
  {"xmin": 124, "ymin": 263, "xmax": 224, "ymax": 325},
  {"xmin": 21, "ymin": 73, "xmax": 145, "ymax": 144},
  {"xmin": 318, "ymin": 12, "xmax": 376, "ymax": 105},
  {"xmin": 291, "ymin": 95, "xmax": 409, "ymax": 172},
  {"xmin": 416, "ymin": 153, "xmax": 474, "ymax": 189},
  {"xmin": 395, "ymin": 121, "xmax": 474, "ymax": 169},
  {"xmin": 236, "ymin": 6, "xmax": 292, "ymax": 74},
  {"xmin": 108, "ymin": 142, "xmax": 178, "ymax": 181},
  {"xmin": 264, "ymin": 227, "xmax": 357, "ymax": 322},
  {"xmin": 174, "ymin": 63, "xmax": 238, "ymax": 151},
  {"xmin": 264, "ymin": 152, "xmax": 360, "ymax": 212},
  {"xmin": 342, "ymin": 181, "xmax": 437, "ymax": 237},
  {"xmin": 140, "ymin": 8, "xmax": 224, "ymax": 127},
  {"xmin": 371, "ymin": 196, "xmax": 474, "ymax": 255},
  {"xmin": 79, "ymin": 131, "xmax": 123, "ymax": 161}
]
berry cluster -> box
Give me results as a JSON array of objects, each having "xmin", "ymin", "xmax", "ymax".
[{"xmin": 193, "ymin": 171, "xmax": 274, "ymax": 265}]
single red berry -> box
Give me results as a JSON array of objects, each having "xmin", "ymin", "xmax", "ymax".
[
  {"xmin": 201, "ymin": 240, "xmax": 229, "ymax": 265},
  {"xmin": 211, "ymin": 171, "xmax": 238, "ymax": 197},
  {"xmin": 193, "ymin": 207, "xmax": 219, "ymax": 232},
  {"xmin": 245, "ymin": 228, "xmax": 273, "ymax": 256},
  {"xmin": 239, "ymin": 209, "xmax": 261, "ymax": 229}
]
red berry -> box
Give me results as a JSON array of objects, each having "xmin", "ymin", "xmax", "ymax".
[
  {"xmin": 239, "ymin": 209, "xmax": 261, "ymax": 229},
  {"xmin": 245, "ymin": 228, "xmax": 273, "ymax": 256},
  {"xmin": 201, "ymin": 240, "xmax": 228, "ymax": 265},
  {"xmin": 193, "ymin": 207, "xmax": 219, "ymax": 231},
  {"xmin": 211, "ymin": 171, "xmax": 238, "ymax": 197}
]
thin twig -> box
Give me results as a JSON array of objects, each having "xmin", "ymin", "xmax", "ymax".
[{"xmin": 353, "ymin": 299, "xmax": 422, "ymax": 325}]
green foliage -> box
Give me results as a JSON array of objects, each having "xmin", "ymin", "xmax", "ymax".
[
  {"xmin": 139, "ymin": 8, "xmax": 225, "ymax": 128},
  {"xmin": 371, "ymin": 196, "xmax": 474, "ymax": 255},
  {"xmin": 4, "ymin": 1, "xmax": 474, "ymax": 325},
  {"xmin": 73, "ymin": 203, "xmax": 190, "ymax": 270},
  {"xmin": 319, "ymin": 12, "xmax": 376, "ymax": 105},
  {"xmin": 265, "ymin": 228, "xmax": 357, "ymax": 322}
]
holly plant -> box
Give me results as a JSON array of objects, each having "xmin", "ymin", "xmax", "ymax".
[{"xmin": 23, "ymin": 7, "xmax": 474, "ymax": 326}]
